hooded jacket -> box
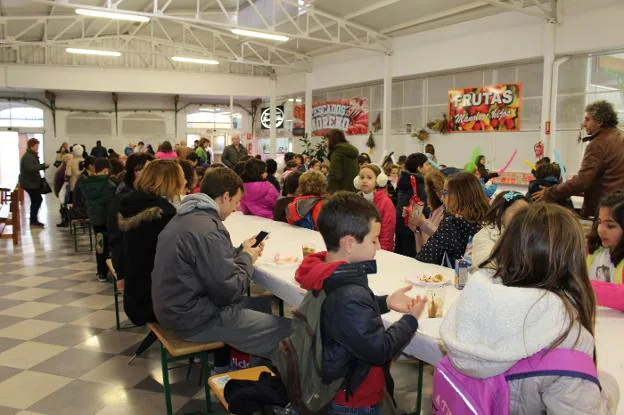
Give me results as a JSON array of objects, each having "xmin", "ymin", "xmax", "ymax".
[
  {"xmin": 79, "ymin": 174, "xmax": 116, "ymax": 226},
  {"xmin": 151, "ymin": 193, "xmax": 253, "ymax": 338},
  {"xmin": 240, "ymin": 181, "xmax": 279, "ymax": 219},
  {"xmin": 295, "ymin": 253, "xmax": 419, "ymax": 407},
  {"xmin": 440, "ymin": 270, "xmax": 617, "ymax": 414},
  {"xmin": 286, "ymin": 195, "xmax": 324, "ymax": 230},
  {"xmin": 327, "ymin": 142, "xmax": 359, "ymax": 193},
  {"xmin": 117, "ymin": 191, "xmax": 176, "ymax": 325}
]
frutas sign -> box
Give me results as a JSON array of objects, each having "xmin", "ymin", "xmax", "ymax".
[{"xmin": 448, "ymin": 83, "xmax": 522, "ymax": 132}]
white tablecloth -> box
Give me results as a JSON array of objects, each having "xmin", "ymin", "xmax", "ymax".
[{"xmin": 224, "ymin": 212, "xmax": 624, "ymax": 409}]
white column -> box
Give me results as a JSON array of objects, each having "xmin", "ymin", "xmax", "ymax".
[
  {"xmin": 382, "ymin": 53, "xmax": 393, "ymax": 159},
  {"xmin": 305, "ymin": 72, "xmax": 313, "ymax": 139},
  {"xmin": 540, "ymin": 21, "xmax": 556, "ymax": 156},
  {"xmin": 269, "ymin": 77, "xmax": 277, "ymax": 158},
  {"xmin": 229, "ymin": 95, "xmax": 234, "ymax": 130}
]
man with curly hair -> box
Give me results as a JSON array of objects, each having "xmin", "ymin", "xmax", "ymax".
[{"xmin": 533, "ymin": 100, "xmax": 624, "ymax": 218}]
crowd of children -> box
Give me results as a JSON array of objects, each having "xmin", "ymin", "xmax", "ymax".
[{"xmin": 44, "ymin": 120, "xmax": 624, "ymax": 414}]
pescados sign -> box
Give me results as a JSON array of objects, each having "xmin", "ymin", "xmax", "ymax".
[{"xmin": 448, "ymin": 83, "xmax": 522, "ymax": 132}]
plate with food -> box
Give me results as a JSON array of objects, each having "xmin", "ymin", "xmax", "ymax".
[
  {"xmin": 407, "ymin": 273, "xmax": 451, "ymax": 287},
  {"xmin": 263, "ymin": 254, "xmax": 301, "ymax": 268}
]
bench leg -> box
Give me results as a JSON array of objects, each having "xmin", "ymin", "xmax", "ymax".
[
  {"xmin": 113, "ymin": 282, "xmax": 121, "ymax": 331},
  {"xmin": 414, "ymin": 360, "xmax": 424, "ymax": 415},
  {"xmin": 159, "ymin": 343, "xmax": 174, "ymax": 415},
  {"xmin": 200, "ymin": 352, "xmax": 213, "ymax": 413},
  {"xmin": 72, "ymin": 223, "xmax": 78, "ymax": 252},
  {"xmin": 278, "ymin": 298, "xmax": 284, "ymax": 317}
]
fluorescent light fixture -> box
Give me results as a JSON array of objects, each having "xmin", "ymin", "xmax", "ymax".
[
  {"xmin": 288, "ymin": 98, "xmax": 294, "ymax": 102},
  {"xmin": 295, "ymin": 98, "xmax": 302, "ymax": 103},
  {"xmin": 171, "ymin": 56, "xmax": 219, "ymax": 65},
  {"xmin": 75, "ymin": 8, "xmax": 150, "ymax": 23},
  {"xmin": 199, "ymin": 108, "xmax": 215, "ymax": 112},
  {"xmin": 65, "ymin": 47, "xmax": 121, "ymax": 57},
  {"xmin": 231, "ymin": 28, "xmax": 289, "ymax": 42}
]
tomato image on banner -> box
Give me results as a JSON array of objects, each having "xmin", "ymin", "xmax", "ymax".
[
  {"xmin": 448, "ymin": 84, "xmax": 522, "ymax": 132},
  {"xmin": 293, "ymin": 98, "xmax": 369, "ymax": 137}
]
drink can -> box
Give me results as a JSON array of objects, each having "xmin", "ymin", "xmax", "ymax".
[{"xmin": 455, "ymin": 258, "xmax": 470, "ymax": 290}]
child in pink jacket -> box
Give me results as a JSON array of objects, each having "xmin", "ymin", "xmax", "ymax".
[
  {"xmin": 587, "ymin": 191, "xmax": 624, "ymax": 312},
  {"xmin": 354, "ymin": 164, "xmax": 396, "ymax": 251},
  {"xmin": 239, "ymin": 159, "xmax": 279, "ymax": 219}
]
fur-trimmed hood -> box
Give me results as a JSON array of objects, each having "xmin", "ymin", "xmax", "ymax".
[{"xmin": 118, "ymin": 191, "xmax": 176, "ymax": 232}]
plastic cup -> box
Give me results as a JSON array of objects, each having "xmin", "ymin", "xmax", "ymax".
[
  {"xmin": 302, "ymin": 243, "xmax": 316, "ymax": 258},
  {"xmin": 427, "ymin": 288, "xmax": 446, "ymax": 318}
]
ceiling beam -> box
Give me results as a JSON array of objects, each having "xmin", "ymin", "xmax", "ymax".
[
  {"xmin": 380, "ymin": 1, "xmax": 490, "ymax": 34},
  {"xmin": 31, "ymin": 0, "xmax": 390, "ymax": 53},
  {"xmin": 482, "ymin": 0, "xmax": 553, "ymax": 19}
]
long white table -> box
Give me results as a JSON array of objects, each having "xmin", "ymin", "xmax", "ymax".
[{"xmin": 224, "ymin": 212, "xmax": 624, "ymax": 410}]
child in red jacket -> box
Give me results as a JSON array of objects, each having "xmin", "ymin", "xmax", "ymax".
[{"xmin": 354, "ymin": 164, "xmax": 396, "ymax": 251}]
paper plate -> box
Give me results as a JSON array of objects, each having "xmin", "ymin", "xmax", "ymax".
[
  {"xmin": 262, "ymin": 256, "xmax": 301, "ymax": 268},
  {"xmin": 406, "ymin": 275, "xmax": 451, "ymax": 288}
]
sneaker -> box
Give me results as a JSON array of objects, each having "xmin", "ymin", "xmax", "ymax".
[
  {"xmin": 97, "ymin": 274, "xmax": 108, "ymax": 283},
  {"xmin": 30, "ymin": 221, "xmax": 45, "ymax": 228}
]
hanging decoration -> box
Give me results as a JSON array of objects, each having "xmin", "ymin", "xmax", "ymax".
[
  {"xmin": 426, "ymin": 114, "xmax": 450, "ymax": 134},
  {"xmin": 412, "ymin": 129, "xmax": 429, "ymax": 141},
  {"xmin": 372, "ymin": 113, "xmax": 382, "ymax": 132},
  {"xmin": 366, "ymin": 132, "xmax": 376, "ymax": 152}
]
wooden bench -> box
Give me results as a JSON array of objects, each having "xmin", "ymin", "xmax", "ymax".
[
  {"xmin": 0, "ymin": 189, "xmax": 20, "ymax": 246},
  {"xmin": 147, "ymin": 322, "xmax": 225, "ymax": 415},
  {"xmin": 208, "ymin": 366, "xmax": 275, "ymax": 412}
]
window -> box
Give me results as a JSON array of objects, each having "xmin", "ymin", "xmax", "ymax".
[
  {"xmin": 186, "ymin": 109, "xmax": 242, "ymax": 130},
  {"xmin": 0, "ymin": 105, "xmax": 44, "ymax": 128}
]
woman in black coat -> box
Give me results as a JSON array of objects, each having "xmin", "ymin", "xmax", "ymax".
[{"xmin": 117, "ymin": 160, "xmax": 185, "ymax": 325}]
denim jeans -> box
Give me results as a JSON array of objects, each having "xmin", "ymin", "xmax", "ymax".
[{"xmin": 327, "ymin": 402, "xmax": 381, "ymax": 415}]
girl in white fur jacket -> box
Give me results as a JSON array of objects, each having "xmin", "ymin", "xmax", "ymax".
[
  {"xmin": 441, "ymin": 203, "xmax": 619, "ymax": 414},
  {"xmin": 469, "ymin": 191, "xmax": 529, "ymax": 271}
]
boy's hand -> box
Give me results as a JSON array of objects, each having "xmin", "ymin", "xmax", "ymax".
[
  {"xmin": 387, "ymin": 286, "xmax": 419, "ymax": 313},
  {"xmin": 408, "ymin": 296, "xmax": 428, "ymax": 320}
]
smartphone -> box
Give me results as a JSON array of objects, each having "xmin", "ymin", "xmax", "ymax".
[{"xmin": 252, "ymin": 231, "xmax": 269, "ymax": 248}]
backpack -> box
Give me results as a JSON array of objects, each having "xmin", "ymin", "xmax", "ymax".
[
  {"xmin": 403, "ymin": 175, "xmax": 424, "ymax": 227},
  {"xmin": 432, "ymin": 348, "xmax": 600, "ymax": 415},
  {"xmin": 286, "ymin": 196, "xmax": 324, "ymax": 230},
  {"xmin": 277, "ymin": 290, "xmax": 344, "ymax": 415}
]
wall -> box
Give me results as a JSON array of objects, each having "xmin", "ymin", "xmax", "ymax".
[
  {"xmin": 277, "ymin": 0, "xmax": 624, "ymax": 174},
  {"xmin": 0, "ymin": 92, "xmax": 253, "ymax": 171}
]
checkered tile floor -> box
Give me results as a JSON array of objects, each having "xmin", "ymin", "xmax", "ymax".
[
  {"xmin": 0, "ymin": 196, "xmax": 433, "ymax": 415},
  {"xmin": 0, "ymin": 197, "xmax": 228, "ymax": 415}
]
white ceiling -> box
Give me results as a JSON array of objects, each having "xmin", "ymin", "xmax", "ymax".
[{"xmin": 0, "ymin": 0, "xmax": 556, "ymax": 74}]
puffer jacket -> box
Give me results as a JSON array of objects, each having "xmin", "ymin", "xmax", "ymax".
[
  {"xmin": 107, "ymin": 183, "xmax": 133, "ymax": 279},
  {"xmin": 79, "ymin": 174, "xmax": 116, "ymax": 226},
  {"xmin": 441, "ymin": 270, "xmax": 619, "ymax": 415},
  {"xmin": 151, "ymin": 193, "xmax": 253, "ymax": 338},
  {"xmin": 295, "ymin": 253, "xmax": 419, "ymax": 405},
  {"xmin": 327, "ymin": 142, "xmax": 359, "ymax": 193},
  {"xmin": 118, "ymin": 191, "xmax": 176, "ymax": 326},
  {"xmin": 19, "ymin": 148, "xmax": 46, "ymax": 190},
  {"xmin": 240, "ymin": 181, "xmax": 279, "ymax": 219},
  {"xmin": 371, "ymin": 189, "xmax": 396, "ymax": 252},
  {"xmin": 544, "ymin": 127, "xmax": 624, "ymax": 218}
]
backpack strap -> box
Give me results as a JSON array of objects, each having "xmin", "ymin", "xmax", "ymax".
[{"xmin": 505, "ymin": 349, "xmax": 600, "ymax": 389}]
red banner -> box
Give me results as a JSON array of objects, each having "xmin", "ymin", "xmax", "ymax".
[
  {"xmin": 294, "ymin": 98, "xmax": 369, "ymax": 136},
  {"xmin": 448, "ymin": 83, "xmax": 522, "ymax": 132}
]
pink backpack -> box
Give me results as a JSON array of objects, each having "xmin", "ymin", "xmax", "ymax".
[{"xmin": 432, "ymin": 348, "xmax": 600, "ymax": 415}]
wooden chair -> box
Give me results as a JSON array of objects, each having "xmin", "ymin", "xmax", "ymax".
[
  {"xmin": 0, "ymin": 189, "xmax": 21, "ymax": 246},
  {"xmin": 147, "ymin": 322, "xmax": 225, "ymax": 415},
  {"xmin": 208, "ymin": 366, "xmax": 275, "ymax": 413}
]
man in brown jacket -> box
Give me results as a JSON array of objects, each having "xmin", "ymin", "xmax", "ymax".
[{"xmin": 533, "ymin": 100, "xmax": 624, "ymax": 218}]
